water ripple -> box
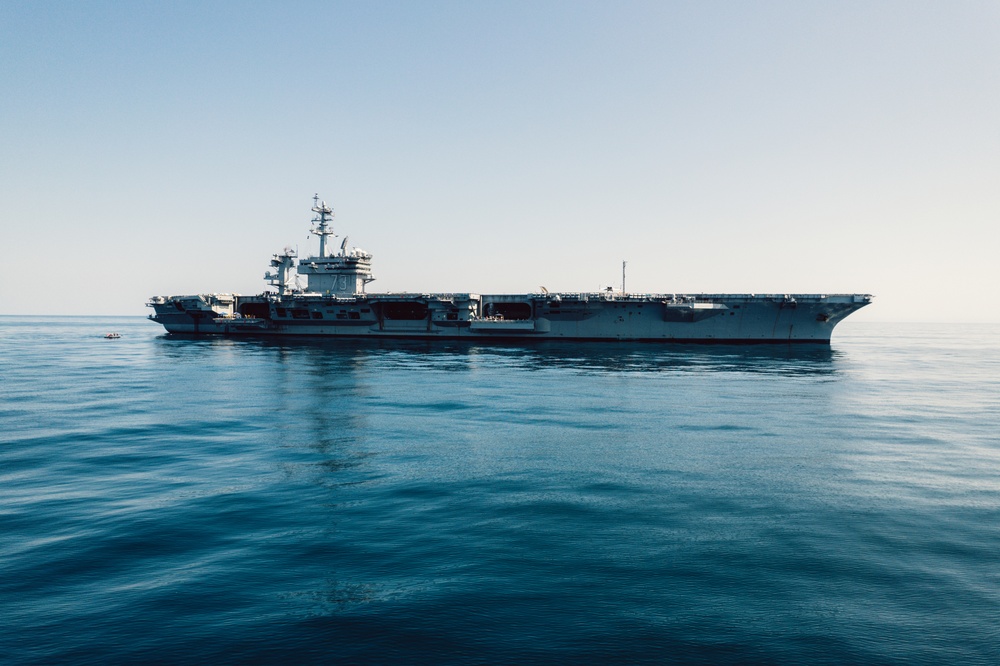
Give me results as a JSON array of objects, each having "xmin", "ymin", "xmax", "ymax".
[{"xmin": 1, "ymin": 318, "xmax": 998, "ymax": 664}]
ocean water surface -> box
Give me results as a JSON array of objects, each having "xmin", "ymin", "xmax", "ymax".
[{"xmin": 1, "ymin": 317, "xmax": 998, "ymax": 663}]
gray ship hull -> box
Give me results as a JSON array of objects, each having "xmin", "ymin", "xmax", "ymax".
[{"xmin": 147, "ymin": 292, "xmax": 871, "ymax": 343}]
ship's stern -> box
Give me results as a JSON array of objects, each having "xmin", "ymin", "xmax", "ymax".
[{"xmin": 147, "ymin": 294, "xmax": 237, "ymax": 334}]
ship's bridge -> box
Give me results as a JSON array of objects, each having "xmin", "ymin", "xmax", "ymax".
[
  {"xmin": 298, "ymin": 248, "xmax": 374, "ymax": 295},
  {"xmin": 297, "ymin": 195, "xmax": 375, "ymax": 295}
]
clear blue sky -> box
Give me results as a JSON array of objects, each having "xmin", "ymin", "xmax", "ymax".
[{"xmin": 2, "ymin": 1, "xmax": 998, "ymax": 321}]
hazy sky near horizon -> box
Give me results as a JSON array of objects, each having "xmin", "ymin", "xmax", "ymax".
[{"xmin": 2, "ymin": 1, "xmax": 998, "ymax": 321}]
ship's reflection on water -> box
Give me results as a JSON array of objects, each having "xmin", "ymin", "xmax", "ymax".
[{"xmin": 158, "ymin": 334, "xmax": 841, "ymax": 377}]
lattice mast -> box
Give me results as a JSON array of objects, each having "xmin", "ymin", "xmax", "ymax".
[{"xmin": 310, "ymin": 194, "xmax": 336, "ymax": 257}]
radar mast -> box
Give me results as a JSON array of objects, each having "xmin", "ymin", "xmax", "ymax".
[{"xmin": 310, "ymin": 193, "xmax": 336, "ymax": 257}]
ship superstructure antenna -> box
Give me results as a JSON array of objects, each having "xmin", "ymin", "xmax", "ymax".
[
  {"xmin": 622, "ymin": 260, "xmax": 627, "ymax": 294},
  {"xmin": 310, "ymin": 193, "xmax": 336, "ymax": 257},
  {"xmin": 265, "ymin": 245, "xmax": 297, "ymax": 295}
]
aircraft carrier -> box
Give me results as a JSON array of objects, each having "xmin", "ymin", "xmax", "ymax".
[{"xmin": 147, "ymin": 196, "xmax": 872, "ymax": 343}]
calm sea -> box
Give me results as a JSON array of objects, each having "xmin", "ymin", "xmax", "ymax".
[{"xmin": 1, "ymin": 317, "xmax": 998, "ymax": 664}]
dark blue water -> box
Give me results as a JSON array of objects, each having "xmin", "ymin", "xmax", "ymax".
[{"xmin": 2, "ymin": 317, "xmax": 998, "ymax": 664}]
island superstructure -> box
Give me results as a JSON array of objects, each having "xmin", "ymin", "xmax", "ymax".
[{"xmin": 147, "ymin": 196, "xmax": 872, "ymax": 343}]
